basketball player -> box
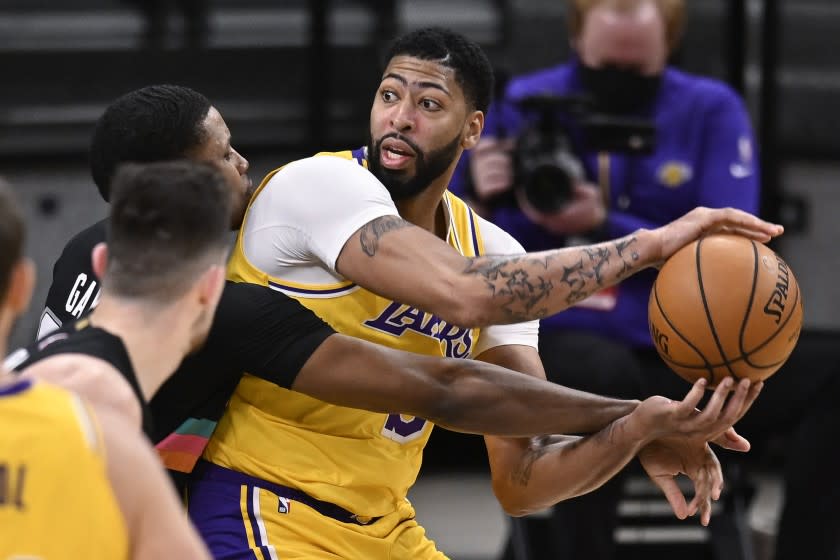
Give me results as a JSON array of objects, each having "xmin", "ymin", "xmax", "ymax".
[
  {"xmin": 13, "ymin": 160, "xmax": 232, "ymax": 442},
  {"xmin": 188, "ymin": 28, "xmax": 781, "ymax": 558},
  {"xmin": 21, "ymin": 82, "xmax": 757, "ymax": 497},
  {"xmin": 0, "ymin": 178, "xmax": 211, "ymax": 559}
]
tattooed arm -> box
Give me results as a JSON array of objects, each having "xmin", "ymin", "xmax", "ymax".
[
  {"xmin": 478, "ymin": 345, "xmax": 755, "ymax": 522},
  {"xmin": 336, "ymin": 207, "xmax": 782, "ymax": 327},
  {"xmin": 479, "ymin": 345, "xmax": 652, "ymax": 515}
]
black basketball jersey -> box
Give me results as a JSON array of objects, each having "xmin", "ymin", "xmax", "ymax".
[
  {"xmin": 34, "ymin": 219, "xmax": 336, "ymax": 489},
  {"xmin": 38, "ymin": 220, "xmax": 106, "ymax": 339},
  {"xmin": 10, "ymin": 318, "xmax": 154, "ymax": 437}
]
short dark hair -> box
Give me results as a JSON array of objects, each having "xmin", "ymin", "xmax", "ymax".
[
  {"xmin": 384, "ymin": 27, "xmax": 495, "ymax": 114},
  {"xmin": 0, "ymin": 179, "xmax": 24, "ymax": 300},
  {"xmin": 90, "ymin": 85, "xmax": 212, "ymax": 202},
  {"xmin": 106, "ymin": 161, "xmax": 231, "ymax": 302}
]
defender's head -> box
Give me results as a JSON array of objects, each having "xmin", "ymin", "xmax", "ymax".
[
  {"xmin": 94, "ymin": 161, "xmax": 232, "ymax": 350},
  {"xmin": 368, "ymin": 27, "xmax": 494, "ymax": 200},
  {"xmin": 89, "ymin": 85, "xmax": 252, "ymax": 227}
]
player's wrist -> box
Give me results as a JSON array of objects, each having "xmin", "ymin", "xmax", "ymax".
[{"xmin": 631, "ymin": 228, "xmax": 663, "ymax": 269}]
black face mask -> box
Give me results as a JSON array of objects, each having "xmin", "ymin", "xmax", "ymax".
[{"xmin": 580, "ymin": 63, "xmax": 662, "ymax": 115}]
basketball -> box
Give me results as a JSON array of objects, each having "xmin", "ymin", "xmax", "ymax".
[{"xmin": 648, "ymin": 233, "xmax": 804, "ymax": 387}]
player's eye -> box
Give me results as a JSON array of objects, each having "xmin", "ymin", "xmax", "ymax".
[
  {"xmin": 421, "ymin": 98, "xmax": 441, "ymax": 111},
  {"xmin": 382, "ymin": 90, "xmax": 398, "ymax": 102}
]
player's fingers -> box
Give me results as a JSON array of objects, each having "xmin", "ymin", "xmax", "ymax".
[
  {"xmin": 694, "ymin": 377, "xmax": 734, "ymax": 425},
  {"xmin": 688, "ymin": 474, "xmax": 713, "ymax": 527},
  {"xmin": 717, "ymin": 378, "xmax": 752, "ymax": 425},
  {"xmin": 651, "ymin": 476, "xmax": 689, "ymax": 520},
  {"xmin": 675, "ymin": 378, "xmax": 707, "ymax": 416},
  {"xmin": 712, "ymin": 208, "xmax": 784, "ymax": 238},
  {"xmin": 711, "ymin": 427, "xmax": 751, "ymax": 452}
]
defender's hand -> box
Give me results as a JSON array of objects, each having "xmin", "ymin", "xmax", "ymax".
[
  {"xmin": 638, "ymin": 438, "xmax": 722, "ymax": 526},
  {"xmin": 649, "ymin": 207, "xmax": 783, "ymax": 264},
  {"xmin": 627, "ymin": 377, "xmax": 758, "ymax": 444}
]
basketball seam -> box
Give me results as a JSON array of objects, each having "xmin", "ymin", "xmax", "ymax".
[
  {"xmin": 738, "ymin": 240, "xmax": 760, "ymax": 360},
  {"xmin": 652, "ymin": 278, "xmax": 714, "ymax": 383},
  {"xmin": 742, "ymin": 274, "xmax": 801, "ymax": 367},
  {"xmin": 696, "ymin": 236, "xmax": 739, "ymax": 381}
]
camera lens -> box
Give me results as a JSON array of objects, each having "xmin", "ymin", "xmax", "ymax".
[{"xmin": 523, "ymin": 164, "xmax": 574, "ymax": 212}]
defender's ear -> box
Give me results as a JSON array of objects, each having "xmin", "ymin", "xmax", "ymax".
[{"xmin": 92, "ymin": 242, "xmax": 109, "ymax": 280}]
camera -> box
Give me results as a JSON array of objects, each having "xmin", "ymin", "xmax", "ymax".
[{"xmin": 514, "ymin": 94, "xmax": 657, "ymax": 212}]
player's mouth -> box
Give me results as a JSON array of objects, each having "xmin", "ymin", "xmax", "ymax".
[{"xmin": 380, "ymin": 138, "xmax": 416, "ymax": 170}]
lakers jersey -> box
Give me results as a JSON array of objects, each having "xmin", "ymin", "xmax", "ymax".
[
  {"xmin": 204, "ymin": 150, "xmax": 488, "ymax": 518},
  {"xmin": 0, "ymin": 379, "xmax": 128, "ymax": 559}
]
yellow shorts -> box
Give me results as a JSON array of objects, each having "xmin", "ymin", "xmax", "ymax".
[{"xmin": 188, "ymin": 461, "xmax": 449, "ymax": 560}]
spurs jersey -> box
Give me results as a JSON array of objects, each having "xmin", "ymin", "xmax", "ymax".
[
  {"xmin": 203, "ymin": 149, "xmax": 537, "ymax": 518},
  {"xmin": 0, "ymin": 379, "xmax": 128, "ymax": 559}
]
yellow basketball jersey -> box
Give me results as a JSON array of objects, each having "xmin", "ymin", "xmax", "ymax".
[
  {"xmin": 0, "ymin": 379, "xmax": 129, "ymax": 560},
  {"xmin": 204, "ymin": 150, "xmax": 486, "ymax": 517}
]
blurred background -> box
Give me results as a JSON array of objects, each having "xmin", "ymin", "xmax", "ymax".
[{"xmin": 1, "ymin": 1, "xmax": 838, "ymax": 559}]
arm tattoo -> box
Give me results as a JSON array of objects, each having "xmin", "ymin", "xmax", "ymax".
[
  {"xmin": 614, "ymin": 237, "xmax": 641, "ymax": 280},
  {"xmin": 359, "ymin": 216, "xmax": 412, "ymax": 257},
  {"xmin": 510, "ymin": 435, "xmax": 554, "ymax": 486},
  {"xmin": 463, "ymin": 255, "xmax": 554, "ymax": 322},
  {"xmin": 463, "ymin": 235, "xmax": 640, "ymax": 322}
]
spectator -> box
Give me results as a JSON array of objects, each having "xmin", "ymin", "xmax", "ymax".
[{"xmin": 452, "ymin": 1, "xmax": 839, "ymax": 558}]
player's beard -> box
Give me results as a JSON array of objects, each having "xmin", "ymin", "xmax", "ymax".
[{"xmin": 367, "ymin": 132, "xmax": 461, "ymax": 201}]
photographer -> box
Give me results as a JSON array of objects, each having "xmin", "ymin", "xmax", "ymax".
[
  {"xmin": 453, "ymin": 0, "xmax": 761, "ymax": 557},
  {"xmin": 453, "ymin": 2, "xmax": 840, "ymax": 559}
]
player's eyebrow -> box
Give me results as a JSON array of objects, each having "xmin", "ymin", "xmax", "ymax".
[{"xmin": 382, "ymin": 72, "xmax": 451, "ymax": 98}]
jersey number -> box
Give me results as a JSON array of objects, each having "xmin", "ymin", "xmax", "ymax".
[
  {"xmin": 0, "ymin": 463, "xmax": 26, "ymax": 510},
  {"xmin": 381, "ymin": 414, "xmax": 427, "ymax": 443}
]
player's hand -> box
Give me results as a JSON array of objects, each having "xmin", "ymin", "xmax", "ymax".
[
  {"xmin": 516, "ymin": 181, "xmax": 606, "ymax": 235},
  {"xmin": 707, "ymin": 379, "xmax": 763, "ymax": 452},
  {"xmin": 469, "ymin": 138, "xmax": 515, "ymax": 201},
  {"xmin": 627, "ymin": 377, "xmax": 758, "ymax": 444},
  {"xmin": 650, "ymin": 207, "xmax": 784, "ymax": 264},
  {"xmin": 638, "ymin": 438, "xmax": 722, "ymax": 526}
]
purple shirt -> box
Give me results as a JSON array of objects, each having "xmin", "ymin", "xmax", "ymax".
[{"xmin": 451, "ymin": 61, "xmax": 760, "ymax": 347}]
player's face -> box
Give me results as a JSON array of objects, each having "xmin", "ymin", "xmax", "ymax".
[
  {"xmin": 188, "ymin": 107, "xmax": 254, "ymax": 229},
  {"xmin": 368, "ymin": 55, "xmax": 470, "ymax": 201}
]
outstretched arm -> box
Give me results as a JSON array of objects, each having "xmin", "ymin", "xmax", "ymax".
[
  {"xmin": 291, "ymin": 333, "xmax": 638, "ymax": 436},
  {"xmin": 336, "ymin": 207, "xmax": 783, "ymax": 327},
  {"xmin": 475, "ymin": 345, "xmax": 758, "ymax": 524}
]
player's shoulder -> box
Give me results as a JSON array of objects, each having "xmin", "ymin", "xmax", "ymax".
[{"xmin": 268, "ymin": 151, "xmax": 369, "ymax": 184}]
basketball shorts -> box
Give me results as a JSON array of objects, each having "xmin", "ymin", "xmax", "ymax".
[{"xmin": 187, "ymin": 461, "xmax": 449, "ymax": 560}]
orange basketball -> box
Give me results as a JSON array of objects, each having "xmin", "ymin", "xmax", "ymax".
[{"xmin": 648, "ymin": 233, "xmax": 804, "ymax": 387}]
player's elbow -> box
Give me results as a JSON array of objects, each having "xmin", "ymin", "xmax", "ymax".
[
  {"xmin": 491, "ymin": 478, "xmax": 545, "ymax": 517},
  {"xmin": 429, "ymin": 277, "xmax": 493, "ymax": 329}
]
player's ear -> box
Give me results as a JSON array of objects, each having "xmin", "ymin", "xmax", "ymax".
[
  {"xmin": 91, "ymin": 242, "xmax": 109, "ymax": 280},
  {"xmin": 5, "ymin": 258, "xmax": 35, "ymax": 315},
  {"xmin": 462, "ymin": 110, "xmax": 484, "ymax": 150},
  {"xmin": 197, "ymin": 264, "xmax": 225, "ymax": 308}
]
